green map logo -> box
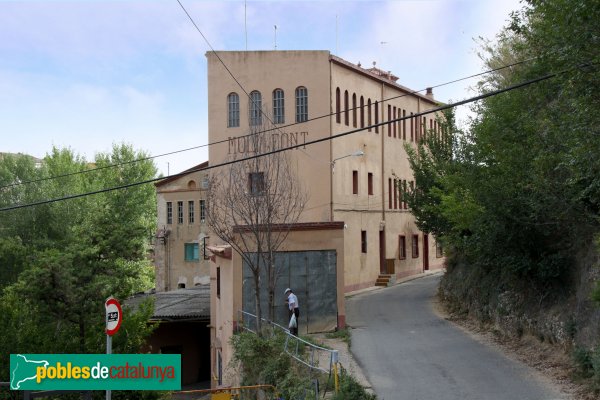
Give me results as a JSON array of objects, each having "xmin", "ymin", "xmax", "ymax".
[
  {"xmin": 10, "ymin": 354, "xmax": 49, "ymax": 390},
  {"xmin": 9, "ymin": 354, "xmax": 181, "ymax": 391}
]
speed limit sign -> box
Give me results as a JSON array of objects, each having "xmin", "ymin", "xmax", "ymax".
[{"xmin": 105, "ymin": 297, "xmax": 122, "ymax": 336}]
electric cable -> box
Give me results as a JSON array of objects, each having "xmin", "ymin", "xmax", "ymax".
[
  {"xmin": 1, "ymin": 62, "xmax": 592, "ymax": 212},
  {"xmin": 0, "ymin": 55, "xmax": 535, "ymax": 191}
]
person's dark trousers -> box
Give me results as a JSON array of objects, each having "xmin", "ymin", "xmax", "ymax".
[{"xmin": 290, "ymin": 308, "xmax": 300, "ymax": 336}]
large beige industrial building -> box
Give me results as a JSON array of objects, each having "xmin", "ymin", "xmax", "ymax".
[{"xmin": 207, "ymin": 50, "xmax": 445, "ymax": 386}]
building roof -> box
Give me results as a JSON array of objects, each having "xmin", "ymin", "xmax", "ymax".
[
  {"xmin": 125, "ymin": 285, "xmax": 210, "ymax": 321},
  {"xmin": 329, "ymin": 54, "xmax": 440, "ymax": 105},
  {"xmin": 154, "ymin": 161, "xmax": 209, "ymax": 187}
]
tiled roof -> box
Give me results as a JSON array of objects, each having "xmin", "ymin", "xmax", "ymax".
[{"xmin": 125, "ymin": 285, "xmax": 210, "ymax": 321}]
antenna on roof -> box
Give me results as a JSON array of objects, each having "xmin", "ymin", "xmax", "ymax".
[
  {"xmin": 244, "ymin": 0, "xmax": 248, "ymax": 50},
  {"xmin": 335, "ymin": 15, "xmax": 338, "ymax": 55},
  {"xmin": 274, "ymin": 25, "xmax": 277, "ymax": 50}
]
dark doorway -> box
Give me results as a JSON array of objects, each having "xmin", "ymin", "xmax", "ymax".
[
  {"xmin": 379, "ymin": 229, "xmax": 386, "ymax": 273},
  {"xmin": 423, "ymin": 234, "xmax": 429, "ymax": 271}
]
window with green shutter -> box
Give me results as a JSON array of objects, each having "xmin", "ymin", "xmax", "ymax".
[{"xmin": 184, "ymin": 243, "xmax": 199, "ymax": 261}]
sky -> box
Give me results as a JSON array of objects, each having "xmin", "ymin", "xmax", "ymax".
[{"xmin": 1, "ymin": 0, "xmax": 522, "ymax": 176}]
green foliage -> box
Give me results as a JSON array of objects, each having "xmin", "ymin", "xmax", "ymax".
[
  {"xmin": 0, "ymin": 144, "xmax": 158, "ymax": 383},
  {"xmin": 0, "ymin": 236, "xmax": 27, "ymax": 288},
  {"xmin": 592, "ymin": 281, "xmax": 600, "ymax": 306},
  {"xmin": 331, "ymin": 368, "xmax": 376, "ymax": 400},
  {"xmin": 230, "ymin": 332, "xmax": 312, "ymax": 399},
  {"xmin": 230, "ymin": 331, "xmax": 373, "ymax": 399},
  {"xmin": 406, "ymin": 0, "xmax": 600, "ymax": 291},
  {"xmin": 573, "ymin": 346, "xmax": 600, "ymax": 388},
  {"xmin": 325, "ymin": 328, "xmax": 351, "ymax": 346}
]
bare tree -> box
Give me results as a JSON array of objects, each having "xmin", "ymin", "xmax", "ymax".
[{"xmin": 207, "ymin": 112, "xmax": 308, "ymax": 334}]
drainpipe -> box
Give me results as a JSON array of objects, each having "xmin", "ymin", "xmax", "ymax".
[
  {"xmin": 329, "ymin": 58, "xmax": 334, "ymax": 222},
  {"xmin": 381, "ymin": 82, "xmax": 386, "ymax": 224}
]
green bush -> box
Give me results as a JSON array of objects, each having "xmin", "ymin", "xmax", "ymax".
[
  {"xmin": 331, "ymin": 369, "xmax": 376, "ymax": 400},
  {"xmin": 230, "ymin": 331, "xmax": 312, "ymax": 399}
]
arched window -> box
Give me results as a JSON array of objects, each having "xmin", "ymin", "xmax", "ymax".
[
  {"xmin": 249, "ymin": 90, "xmax": 262, "ymax": 126},
  {"xmin": 344, "ymin": 90, "xmax": 349, "ymax": 126},
  {"xmin": 360, "ymin": 96, "xmax": 364, "ymax": 128},
  {"xmin": 335, "ymin": 87, "xmax": 341, "ymax": 124},
  {"xmin": 227, "ymin": 92, "xmax": 240, "ymax": 127},
  {"xmin": 295, "ymin": 86, "xmax": 308, "ymax": 123},
  {"xmin": 273, "ymin": 89, "xmax": 284, "ymax": 124},
  {"xmin": 352, "ymin": 93, "xmax": 357, "ymax": 128}
]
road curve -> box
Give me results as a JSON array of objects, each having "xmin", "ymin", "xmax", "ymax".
[{"xmin": 346, "ymin": 273, "xmax": 566, "ymax": 400}]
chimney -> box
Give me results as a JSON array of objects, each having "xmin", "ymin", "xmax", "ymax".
[{"xmin": 425, "ymin": 87, "xmax": 434, "ymax": 100}]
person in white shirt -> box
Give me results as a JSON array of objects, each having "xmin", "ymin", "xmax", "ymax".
[{"xmin": 284, "ymin": 288, "xmax": 300, "ymax": 336}]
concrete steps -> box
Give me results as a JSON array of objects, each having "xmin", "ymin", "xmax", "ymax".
[{"xmin": 375, "ymin": 274, "xmax": 394, "ymax": 287}]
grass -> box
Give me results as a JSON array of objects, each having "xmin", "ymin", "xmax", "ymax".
[{"xmin": 326, "ymin": 328, "xmax": 351, "ymax": 346}]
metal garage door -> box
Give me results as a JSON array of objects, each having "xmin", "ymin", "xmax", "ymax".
[{"xmin": 242, "ymin": 250, "xmax": 337, "ymax": 334}]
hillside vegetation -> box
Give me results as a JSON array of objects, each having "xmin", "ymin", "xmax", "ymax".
[{"xmin": 404, "ymin": 0, "xmax": 600, "ymax": 389}]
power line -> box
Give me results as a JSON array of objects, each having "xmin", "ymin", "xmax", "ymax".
[
  {"xmin": 1, "ymin": 63, "xmax": 590, "ymax": 213},
  {"xmin": 0, "ymin": 55, "xmax": 537, "ymax": 190}
]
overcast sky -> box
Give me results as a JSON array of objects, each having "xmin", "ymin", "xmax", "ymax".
[{"xmin": 1, "ymin": 0, "xmax": 522, "ymax": 176}]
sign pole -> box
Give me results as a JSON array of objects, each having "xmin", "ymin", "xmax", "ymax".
[
  {"xmin": 105, "ymin": 297, "xmax": 121, "ymax": 400},
  {"xmin": 106, "ymin": 333, "xmax": 111, "ymax": 400}
]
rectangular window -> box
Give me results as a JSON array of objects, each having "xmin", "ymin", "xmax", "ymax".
[
  {"xmin": 216, "ymin": 267, "xmax": 221, "ymax": 298},
  {"xmin": 184, "ymin": 243, "xmax": 199, "ymax": 261},
  {"xmin": 388, "ymin": 178, "xmax": 392, "ymax": 209},
  {"xmin": 368, "ymin": 100, "xmax": 372, "ymax": 132},
  {"xmin": 368, "ymin": 173, "xmax": 373, "ymax": 195},
  {"xmin": 403, "ymin": 180, "xmax": 409, "ymax": 209},
  {"xmin": 387, "ymin": 104, "xmax": 392, "ymax": 137},
  {"xmin": 352, "ymin": 170, "xmax": 358, "ymax": 194},
  {"xmin": 375, "ymin": 101, "xmax": 379, "ymax": 133},
  {"xmin": 177, "ymin": 201, "xmax": 184, "ymax": 224},
  {"xmin": 361, "ymin": 230, "xmax": 367, "ymax": 253},
  {"xmin": 410, "ymin": 113, "xmax": 414, "ymax": 141},
  {"xmin": 436, "ymin": 241, "xmax": 443, "ymax": 258},
  {"xmin": 394, "ymin": 179, "xmax": 398, "ymax": 209},
  {"xmin": 200, "ymin": 199, "xmax": 206, "ymax": 222},
  {"xmin": 188, "ymin": 200, "xmax": 195, "ymax": 224},
  {"xmin": 248, "ymin": 172, "xmax": 265, "ymax": 196},
  {"xmin": 393, "ymin": 106, "xmax": 397, "ymax": 138},
  {"xmin": 402, "ymin": 110, "xmax": 406, "ymax": 140},
  {"xmin": 399, "ymin": 235, "xmax": 406, "ymax": 259},
  {"xmin": 166, "ymin": 201, "xmax": 173, "ymax": 224},
  {"xmin": 412, "ymin": 234, "xmax": 419, "ymax": 258}
]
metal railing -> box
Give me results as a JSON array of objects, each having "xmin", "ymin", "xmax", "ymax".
[
  {"xmin": 237, "ymin": 310, "xmax": 339, "ymax": 375},
  {"xmin": 176, "ymin": 384, "xmax": 278, "ymax": 399}
]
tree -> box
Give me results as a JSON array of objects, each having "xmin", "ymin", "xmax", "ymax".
[
  {"xmin": 405, "ymin": 0, "xmax": 600, "ymax": 285},
  {"xmin": 207, "ymin": 116, "xmax": 308, "ymax": 334},
  {"xmin": 0, "ymin": 144, "xmax": 158, "ymax": 378}
]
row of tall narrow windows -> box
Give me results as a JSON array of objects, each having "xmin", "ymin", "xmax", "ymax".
[
  {"xmin": 350, "ymin": 171, "xmax": 412, "ymax": 209},
  {"xmin": 361, "ymin": 231, "xmax": 443, "ymax": 259},
  {"xmin": 227, "ymin": 87, "xmax": 308, "ymax": 127},
  {"xmin": 335, "ymin": 87, "xmax": 443, "ymax": 142},
  {"xmin": 166, "ymin": 200, "xmax": 206, "ymax": 224},
  {"xmin": 388, "ymin": 178, "xmax": 412, "ymax": 210}
]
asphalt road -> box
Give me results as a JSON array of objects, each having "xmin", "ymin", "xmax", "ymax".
[{"xmin": 346, "ymin": 273, "xmax": 566, "ymax": 400}]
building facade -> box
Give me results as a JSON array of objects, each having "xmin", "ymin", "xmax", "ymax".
[
  {"xmin": 154, "ymin": 162, "xmax": 211, "ymax": 292},
  {"xmin": 207, "ymin": 50, "xmax": 446, "ymax": 387}
]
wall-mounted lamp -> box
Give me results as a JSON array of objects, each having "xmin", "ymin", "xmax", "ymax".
[{"xmin": 331, "ymin": 150, "xmax": 364, "ymax": 172}]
